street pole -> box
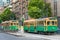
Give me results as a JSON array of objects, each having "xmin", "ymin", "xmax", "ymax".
[
  {"xmin": 54, "ymin": 0, "xmax": 57, "ymax": 17},
  {"xmin": 20, "ymin": 15, "xmax": 25, "ymax": 26}
]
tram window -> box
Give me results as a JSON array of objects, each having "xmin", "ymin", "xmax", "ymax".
[
  {"xmin": 52, "ymin": 21, "xmax": 54, "ymax": 25},
  {"xmin": 24, "ymin": 22, "xmax": 28, "ymax": 25},
  {"xmin": 11, "ymin": 23, "xmax": 13, "ymax": 25},
  {"xmin": 47, "ymin": 21, "xmax": 50, "ymax": 25},
  {"xmin": 37, "ymin": 21, "xmax": 44, "ymax": 25},
  {"xmin": 24, "ymin": 23, "xmax": 26, "ymax": 25},
  {"xmin": 6, "ymin": 23, "xmax": 8, "ymax": 24},
  {"xmin": 6, "ymin": 23, "xmax": 8, "ymax": 26},
  {"xmin": 17, "ymin": 23, "xmax": 18, "ymax": 25},
  {"xmin": 45, "ymin": 21, "xmax": 46, "ymax": 23},
  {"xmin": 30, "ymin": 22, "xmax": 34, "ymax": 25},
  {"xmin": 14, "ymin": 23, "xmax": 16, "ymax": 25},
  {"xmin": 40, "ymin": 21, "xmax": 43, "ymax": 25},
  {"xmin": 55, "ymin": 21, "xmax": 57, "ymax": 25},
  {"xmin": 37, "ymin": 21, "xmax": 40, "ymax": 25}
]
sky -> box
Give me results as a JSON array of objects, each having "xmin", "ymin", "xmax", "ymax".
[
  {"xmin": 3, "ymin": 0, "xmax": 6, "ymax": 3},
  {"xmin": 3, "ymin": 0, "xmax": 17, "ymax": 2}
]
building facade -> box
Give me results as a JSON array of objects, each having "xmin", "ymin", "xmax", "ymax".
[
  {"xmin": 0, "ymin": 7, "xmax": 4, "ymax": 13},
  {"xmin": 19, "ymin": 0, "xmax": 28, "ymax": 20},
  {"xmin": 45, "ymin": 0, "xmax": 55, "ymax": 16},
  {"xmin": 57, "ymin": 0, "xmax": 60, "ymax": 17},
  {"xmin": 10, "ymin": 0, "xmax": 28, "ymax": 20},
  {"xmin": 0, "ymin": 0, "xmax": 4, "ymax": 7},
  {"xmin": 10, "ymin": 0, "xmax": 20, "ymax": 19},
  {"xmin": 0, "ymin": 0, "xmax": 11, "ymax": 7},
  {"xmin": 0, "ymin": 0, "xmax": 4, "ymax": 13},
  {"xmin": 0, "ymin": 0, "xmax": 11, "ymax": 13},
  {"xmin": 3, "ymin": 0, "xmax": 11, "ymax": 6},
  {"xmin": 45, "ymin": 0, "xmax": 60, "ymax": 17}
]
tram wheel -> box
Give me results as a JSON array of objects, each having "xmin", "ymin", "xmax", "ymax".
[
  {"xmin": 37, "ymin": 31, "xmax": 40, "ymax": 34},
  {"xmin": 39, "ymin": 32, "xmax": 44, "ymax": 34},
  {"xmin": 44, "ymin": 32, "xmax": 55, "ymax": 35},
  {"xmin": 24, "ymin": 30, "xmax": 28, "ymax": 32}
]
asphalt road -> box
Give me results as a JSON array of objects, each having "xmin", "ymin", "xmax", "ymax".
[
  {"xmin": 24, "ymin": 33, "xmax": 60, "ymax": 40},
  {"xmin": 0, "ymin": 33, "xmax": 49, "ymax": 40}
]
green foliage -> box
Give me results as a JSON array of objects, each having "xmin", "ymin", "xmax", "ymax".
[
  {"xmin": 44, "ymin": 3, "xmax": 52, "ymax": 17},
  {"xmin": 28, "ymin": 7, "xmax": 42, "ymax": 18},
  {"xmin": 0, "ymin": 18, "xmax": 2, "ymax": 23},
  {"xmin": 9, "ymin": 12, "xmax": 16, "ymax": 20},
  {"xmin": 28, "ymin": 0, "xmax": 52, "ymax": 19},
  {"xmin": 0, "ymin": 8, "xmax": 16, "ymax": 21}
]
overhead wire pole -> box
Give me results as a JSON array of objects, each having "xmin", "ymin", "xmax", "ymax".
[{"xmin": 54, "ymin": 0, "xmax": 57, "ymax": 17}]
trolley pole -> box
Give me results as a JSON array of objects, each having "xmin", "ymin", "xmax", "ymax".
[{"xmin": 20, "ymin": 15, "xmax": 25, "ymax": 35}]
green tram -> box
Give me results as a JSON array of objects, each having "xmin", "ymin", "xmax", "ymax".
[
  {"xmin": 2, "ymin": 20, "xmax": 19, "ymax": 32},
  {"xmin": 24, "ymin": 17, "xmax": 58, "ymax": 34}
]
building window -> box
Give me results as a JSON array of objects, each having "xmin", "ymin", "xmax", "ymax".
[
  {"xmin": 23, "ymin": 1, "xmax": 25, "ymax": 3},
  {"xmin": 26, "ymin": 5, "xmax": 28, "ymax": 7},
  {"xmin": 19, "ymin": 2, "xmax": 21, "ymax": 4},
  {"xmin": 23, "ymin": 7, "xmax": 25, "ymax": 9},
  {"xmin": 19, "ymin": 8, "xmax": 21, "ymax": 9},
  {"xmin": 23, "ymin": 13, "xmax": 25, "ymax": 14},
  {"xmin": 54, "ymin": 0, "xmax": 57, "ymax": 2}
]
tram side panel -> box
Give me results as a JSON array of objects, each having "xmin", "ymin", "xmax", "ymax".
[{"xmin": 24, "ymin": 19, "xmax": 58, "ymax": 34}]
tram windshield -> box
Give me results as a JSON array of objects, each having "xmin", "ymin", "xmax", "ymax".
[
  {"xmin": 51, "ymin": 21, "xmax": 57, "ymax": 26},
  {"xmin": 55, "ymin": 21, "xmax": 57, "ymax": 25},
  {"xmin": 24, "ymin": 20, "xmax": 36, "ymax": 26},
  {"xmin": 52, "ymin": 21, "xmax": 54, "ymax": 25},
  {"xmin": 47, "ymin": 21, "xmax": 50, "ymax": 25},
  {"xmin": 47, "ymin": 20, "xmax": 57, "ymax": 26},
  {"xmin": 37, "ymin": 21, "xmax": 44, "ymax": 25},
  {"xmin": 30, "ymin": 21, "xmax": 36, "ymax": 26}
]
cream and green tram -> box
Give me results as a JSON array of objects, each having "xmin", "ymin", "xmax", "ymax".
[
  {"xmin": 2, "ymin": 20, "xmax": 19, "ymax": 31},
  {"xmin": 24, "ymin": 19, "xmax": 36, "ymax": 32},
  {"xmin": 36, "ymin": 18, "xmax": 57, "ymax": 34},
  {"xmin": 24, "ymin": 18, "xmax": 58, "ymax": 34}
]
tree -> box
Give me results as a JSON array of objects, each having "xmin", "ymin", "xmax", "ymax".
[
  {"xmin": 43, "ymin": 3, "xmax": 52, "ymax": 17},
  {"xmin": 28, "ymin": 0, "xmax": 52, "ymax": 19},
  {"xmin": 0, "ymin": 18, "xmax": 2, "ymax": 24},
  {"xmin": 9, "ymin": 12, "xmax": 16, "ymax": 20},
  {"xmin": 28, "ymin": 7, "xmax": 42, "ymax": 18},
  {"xmin": 0, "ymin": 8, "xmax": 16, "ymax": 21}
]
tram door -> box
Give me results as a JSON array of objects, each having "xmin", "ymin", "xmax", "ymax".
[{"xmin": 57, "ymin": 17, "xmax": 60, "ymax": 33}]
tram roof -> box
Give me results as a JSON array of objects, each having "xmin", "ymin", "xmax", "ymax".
[
  {"xmin": 2, "ymin": 21, "xmax": 9, "ymax": 23},
  {"xmin": 36, "ymin": 18, "xmax": 46, "ymax": 21},
  {"xmin": 24, "ymin": 17, "xmax": 57, "ymax": 22},
  {"xmin": 24, "ymin": 19, "xmax": 46, "ymax": 22},
  {"xmin": 24, "ymin": 19, "xmax": 36, "ymax": 22},
  {"xmin": 2, "ymin": 20, "xmax": 18, "ymax": 23}
]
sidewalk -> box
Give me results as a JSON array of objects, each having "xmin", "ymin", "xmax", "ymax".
[{"xmin": 6, "ymin": 32, "xmax": 24, "ymax": 37}]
